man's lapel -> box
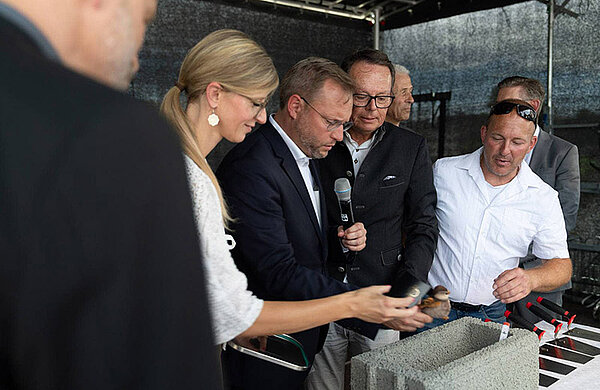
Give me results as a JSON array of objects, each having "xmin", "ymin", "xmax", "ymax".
[
  {"xmin": 529, "ymin": 129, "xmax": 551, "ymax": 172},
  {"xmin": 309, "ymin": 159, "xmax": 328, "ymax": 250},
  {"xmin": 263, "ymin": 124, "xmax": 326, "ymax": 248}
]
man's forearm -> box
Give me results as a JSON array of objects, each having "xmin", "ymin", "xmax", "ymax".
[{"xmin": 526, "ymin": 257, "xmax": 572, "ymax": 292}]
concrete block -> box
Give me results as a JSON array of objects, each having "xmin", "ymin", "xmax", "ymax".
[{"xmin": 351, "ymin": 317, "xmax": 538, "ymax": 390}]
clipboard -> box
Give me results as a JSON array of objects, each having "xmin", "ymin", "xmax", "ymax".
[{"xmin": 226, "ymin": 334, "xmax": 310, "ymax": 371}]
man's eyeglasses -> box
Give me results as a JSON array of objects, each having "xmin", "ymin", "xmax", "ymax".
[
  {"xmin": 353, "ymin": 93, "xmax": 395, "ymax": 108},
  {"xmin": 490, "ymin": 100, "xmax": 537, "ymax": 123},
  {"xmin": 300, "ymin": 96, "xmax": 353, "ymax": 132}
]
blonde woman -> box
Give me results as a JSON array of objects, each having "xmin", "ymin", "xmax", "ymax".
[{"xmin": 160, "ymin": 30, "xmax": 418, "ymax": 345}]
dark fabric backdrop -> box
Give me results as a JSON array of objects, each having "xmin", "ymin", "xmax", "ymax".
[{"xmin": 130, "ymin": 0, "xmax": 372, "ymax": 167}]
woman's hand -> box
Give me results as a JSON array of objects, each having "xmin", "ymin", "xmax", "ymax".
[{"xmin": 346, "ymin": 285, "xmax": 432, "ymax": 329}]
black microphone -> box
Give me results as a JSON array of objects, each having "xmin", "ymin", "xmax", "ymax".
[{"xmin": 334, "ymin": 178, "xmax": 354, "ymax": 230}]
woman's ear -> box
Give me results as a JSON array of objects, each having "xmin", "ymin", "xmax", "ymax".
[{"xmin": 205, "ymin": 82, "xmax": 223, "ymax": 109}]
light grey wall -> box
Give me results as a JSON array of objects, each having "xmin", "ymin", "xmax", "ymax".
[
  {"xmin": 383, "ymin": 0, "xmax": 600, "ymax": 159},
  {"xmin": 384, "ymin": 0, "xmax": 600, "ymax": 250}
]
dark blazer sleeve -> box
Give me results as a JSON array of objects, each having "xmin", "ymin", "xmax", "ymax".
[
  {"xmin": 1, "ymin": 16, "xmax": 221, "ymax": 388},
  {"xmin": 43, "ymin": 106, "xmax": 221, "ymax": 389},
  {"xmin": 401, "ymin": 136, "xmax": 439, "ymax": 282},
  {"xmin": 554, "ymin": 144, "xmax": 580, "ymax": 233},
  {"xmin": 218, "ymin": 140, "xmax": 377, "ymax": 338},
  {"xmin": 1, "ymin": 103, "xmax": 220, "ymax": 389}
]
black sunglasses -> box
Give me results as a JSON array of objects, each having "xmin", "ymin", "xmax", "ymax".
[{"xmin": 490, "ymin": 101, "xmax": 537, "ymax": 123}]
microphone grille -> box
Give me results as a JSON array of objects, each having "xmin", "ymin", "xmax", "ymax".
[{"xmin": 334, "ymin": 178, "xmax": 351, "ymax": 201}]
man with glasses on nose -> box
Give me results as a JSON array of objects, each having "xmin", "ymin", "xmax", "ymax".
[
  {"xmin": 308, "ymin": 49, "xmax": 437, "ymax": 390},
  {"xmin": 218, "ymin": 57, "xmax": 396, "ymax": 390},
  {"xmin": 423, "ymin": 99, "xmax": 572, "ymax": 330}
]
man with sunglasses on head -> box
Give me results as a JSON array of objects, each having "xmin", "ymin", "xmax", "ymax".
[
  {"xmin": 308, "ymin": 49, "xmax": 437, "ymax": 390},
  {"xmin": 424, "ymin": 99, "xmax": 572, "ymax": 330},
  {"xmin": 495, "ymin": 76, "xmax": 580, "ymax": 324}
]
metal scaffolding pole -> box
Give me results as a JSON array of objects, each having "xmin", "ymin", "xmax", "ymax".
[
  {"xmin": 373, "ymin": 7, "xmax": 381, "ymax": 49},
  {"xmin": 547, "ymin": 0, "xmax": 555, "ymax": 134}
]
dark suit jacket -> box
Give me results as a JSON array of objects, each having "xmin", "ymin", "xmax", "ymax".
[
  {"xmin": 530, "ymin": 128, "xmax": 580, "ymax": 233},
  {"xmin": 217, "ymin": 121, "xmax": 377, "ymax": 390},
  {"xmin": 319, "ymin": 122, "xmax": 438, "ymax": 286},
  {"xmin": 0, "ymin": 14, "xmax": 220, "ymax": 390}
]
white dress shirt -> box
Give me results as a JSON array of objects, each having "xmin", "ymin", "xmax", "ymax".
[
  {"xmin": 428, "ymin": 147, "xmax": 570, "ymax": 306},
  {"xmin": 342, "ymin": 129, "xmax": 380, "ymax": 176},
  {"xmin": 270, "ymin": 115, "xmax": 321, "ymax": 227}
]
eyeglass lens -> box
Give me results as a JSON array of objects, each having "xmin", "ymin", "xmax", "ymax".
[
  {"xmin": 353, "ymin": 94, "xmax": 394, "ymax": 108},
  {"xmin": 301, "ymin": 96, "xmax": 353, "ymax": 132}
]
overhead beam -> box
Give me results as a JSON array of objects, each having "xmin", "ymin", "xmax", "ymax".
[
  {"xmin": 373, "ymin": 7, "xmax": 381, "ymax": 49},
  {"xmin": 253, "ymin": 0, "xmax": 372, "ymax": 21},
  {"xmin": 536, "ymin": 0, "xmax": 579, "ymax": 18}
]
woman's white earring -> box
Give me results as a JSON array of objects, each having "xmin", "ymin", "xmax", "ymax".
[{"xmin": 208, "ymin": 109, "xmax": 220, "ymax": 126}]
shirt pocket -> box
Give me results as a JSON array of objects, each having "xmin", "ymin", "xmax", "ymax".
[
  {"xmin": 496, "ymin": 209, "xmax": 538, "ymax": 257},
  {"xmin": 377, "ymin": 175, "xmax": 406, "ymax": 206},
  {"xmin": 379, "ymin": 175, "xmax": 405, "ymax": 189},
  {"xmin": 380, "ymin": 246, "xmax": 402, "ymax": 266}
]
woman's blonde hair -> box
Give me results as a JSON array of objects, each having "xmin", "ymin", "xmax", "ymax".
[{"xmin": 160, "ymin": 29, "xmax": 279, "ymax": 225}]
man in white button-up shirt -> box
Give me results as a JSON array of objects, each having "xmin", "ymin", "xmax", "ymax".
[
  {"xmin": 426, "ymin": 99, "xmax": 572, "ymax": 328},
  {"xmin": 495, "ymin": 76, "xmax": 580, "ymax": 324}
]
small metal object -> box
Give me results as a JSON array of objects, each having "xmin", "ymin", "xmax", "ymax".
[
  {"xmin": 539, "ymin": 344, "xmax": 593, "ymax": 364},
  {"xmin": 539, "ymin": 357, "xmax": 576, "ymax": 375},
  {"xmin": 539, "ymin": 373, "xmax": 559, "ymax": 388},
  {"xmin": 564, "ymin": 327, "xmax": 600, "ymax": 342},
  {"xmin": 548, "ymin": 337, "xmax": 600, "ymax": 356},
  {"xmin": 499, "ymin": 322, "xmax": 510, "ymax": 341}
]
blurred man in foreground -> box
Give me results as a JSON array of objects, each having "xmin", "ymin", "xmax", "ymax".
[{"xmin": 0, "ymin": 0, "xmax": 220, "ymax": 388}]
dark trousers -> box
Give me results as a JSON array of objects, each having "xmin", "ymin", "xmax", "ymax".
[{"xmin": 222, "ymin": 347, "xmax": 308, "ymax": 390}]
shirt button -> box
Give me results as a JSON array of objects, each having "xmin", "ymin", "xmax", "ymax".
[
  {"xmin": 354, "ymin": 159, "xmax": 358, "ymax": 164},
  {"xmin": 337, "ymin": 266, "xmax": 346, "ymax": 273},
  {"xmin": 346, "ymin": 170, "xmax": 353, "ymax": 177}
]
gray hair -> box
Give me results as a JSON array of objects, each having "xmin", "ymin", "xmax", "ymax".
[{"xmin": 393, "ymin": 64, "xmax": 410, "ymax": 76}]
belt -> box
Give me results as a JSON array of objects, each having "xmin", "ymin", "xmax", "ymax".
[{"xmin": 450, "ymin": 301, "xmax": 483, "ymax": 312}]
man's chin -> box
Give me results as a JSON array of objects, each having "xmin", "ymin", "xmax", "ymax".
[
  {"xmin": 491, "ymin": 166, "xmax": 517, "ymax": 178},
  {"xmin": 354, "ymin": 122, "xmax": 381, "ymax": 133}
]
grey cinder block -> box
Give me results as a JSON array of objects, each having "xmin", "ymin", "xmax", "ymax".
[{"xmin": 351, "ymin": 317, "xmax": 539, "ymax": 390}]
